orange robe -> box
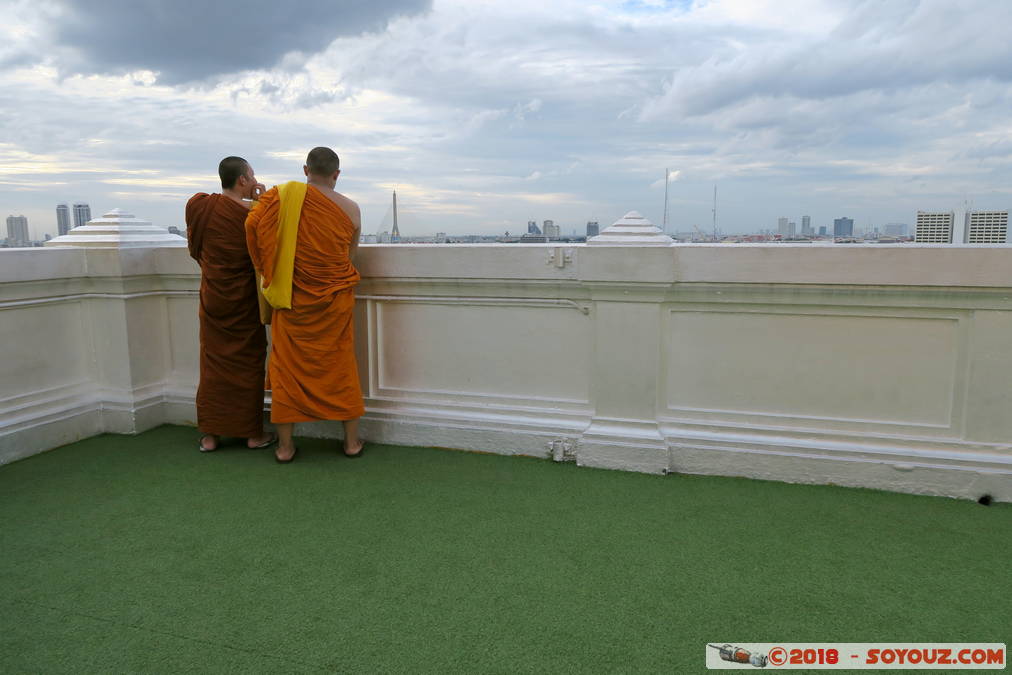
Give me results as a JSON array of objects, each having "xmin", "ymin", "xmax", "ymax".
[
  {"xmin": 185, "ymin": 193, "xmax": 267, "ymax": 437},
  {"xmin": 245, "ymin": 185, "xmax": 365, "ymax": 423}
]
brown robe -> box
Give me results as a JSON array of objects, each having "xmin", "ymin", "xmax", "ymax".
[
  {"xmin": 185, "ymin": 193, "xmax": 267, "ymax": 437},
  {"xmin": 245, "ymin": 185, "xmax": 364, "ymax": 423}
]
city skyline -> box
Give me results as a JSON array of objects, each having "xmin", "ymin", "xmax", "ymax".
[
  {"xmin": 8, "ymin": 202, "xmax": 1011, "ymax": 245},
  {"xmin": 3, "ymin": 1, "xmax": 1012, "ymax": 238}
]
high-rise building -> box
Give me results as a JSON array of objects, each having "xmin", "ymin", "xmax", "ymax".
[
  {"xmin": 801, "ymin": 215, "xmax": 812, "ymax": 236},
  {"xmin": 833, "ymin": 217, "xmax": 854, "ymax": 238},
  {"xmin": 527, "ymin": 220, "xmax": 541, "ymax": 235},
  {"xmin": 586, "ymin": 221, "xmax": 599, "ymax": 237},
  {"xmin": 818, "ymin": 226, "xmax": 827, "ymax": 236},
  {"xmin": 6, "ymin": 215, "xmax": 30, "ymax": 247},
  {"xmin": 963, "ymin": 210, "xmax": 1008, "ymax": 243},
  {"xmin": 543, "ymin": 220, "xmax": 560, "ymax": 239},
  {"xmin": 915, "ymin": 211, "xmax": 954, "ymax": 243},
  {"xmin": 56, "ymin": 204, "xmax": 71, "ymax": 236},
  {"xmin": 777, "ymin": 217, "xmax": 790, "ymax": 237},
  {"xmin": 72, "ymin": 203, "xmax": 92, "ymax": 229},
  {"xmin": 883, "ymin": 223, "xmax": 909, "ymax": 237}
]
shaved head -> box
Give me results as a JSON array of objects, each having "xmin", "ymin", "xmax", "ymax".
[
  {"xmin": 306, "ymin": 146, "xmax": 340, "ymax": 176},
  {"xmin": 218, "ymin": 156, "xmax": 249, "ymax": 189}
]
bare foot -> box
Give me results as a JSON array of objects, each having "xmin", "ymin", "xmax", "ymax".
[
  {"xmin": 247, "ymin": 432, "xmax": 277, "ymax": 449},
  {"xmin": 199, "ymin": 434, "xmax": 219, "ymax": 452},
  {"xmin": 275, "ymin": 444, "xmax": 297, "ymax": 462},
  {"xmin": 343, "ymin": 440, "xmax": 364, "ymax": 457}
]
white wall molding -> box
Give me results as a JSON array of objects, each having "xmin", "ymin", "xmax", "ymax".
[
  {"xmin": 0, "ymin": 289, "xmax": 198, "ymax": 311},
  {"xmin": 0, "ymin": 379, "xmax": 196, "ymax": 464},
  {"xmin": 357, "ymin": 294, "xmax": 591, "ymax": 315}
]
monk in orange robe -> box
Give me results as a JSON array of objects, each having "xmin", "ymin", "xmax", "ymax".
[
  {"xmin": 245, "ymin": 147, "xmax": 365, "ymax": 462},
  {"xmin": 185, "ymin": 156, "xmax": 275, "ymax": 452}
]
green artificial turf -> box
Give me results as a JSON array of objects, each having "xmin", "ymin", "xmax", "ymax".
[{"xmin": 0, "ymin": 425, "xmax": 1008, "ymax": 673}]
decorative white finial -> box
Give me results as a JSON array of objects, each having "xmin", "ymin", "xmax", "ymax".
[
  {"xmin": 102, "ymin": 208, "xmax": 134, "ymax": 219},
  {"xmin": 587, "ymin": 210, "xmax": 674, "ymax": 246},
  {"xmin": 45, "ymin": 208, "xmax": 186, "ymax": 249}
]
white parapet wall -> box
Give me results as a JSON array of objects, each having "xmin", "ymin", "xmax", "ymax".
[
  {"xmin": 0, "ymin": 245, "xmax": 199, "ymax": 462},
  {"xmin": 1, "ymin": 240, "xmax": 1011, "ymax": 502}
]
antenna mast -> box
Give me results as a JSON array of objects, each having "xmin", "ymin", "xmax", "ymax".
[
  {"xmin": 663, "ymin": 168, "xmax": 670, "ymax": 233},
  {"xmin": 712, "ymin": 184, "xmax": 717, "ymax": 241}
]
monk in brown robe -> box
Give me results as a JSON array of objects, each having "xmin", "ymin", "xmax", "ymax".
[
  {"xmin": 245, "ymin": 147, "xmax": 365, "ymax": 463},
  {"xmin": 186, "ymin": 156, "xmax": 276, "ymax": 452}
]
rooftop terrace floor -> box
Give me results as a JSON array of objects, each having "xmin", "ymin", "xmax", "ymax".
[{"xmin": 1, "ymin": 426, "xmax": 1008, "ymax": 673}]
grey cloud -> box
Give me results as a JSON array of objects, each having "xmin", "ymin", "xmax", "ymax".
[
  {"xmin": 244, "ymin": 78, "xmax": 343, "ymax": 107},
  {"xmin": 45, "ymin": 0, "xmax": 432, "ymax": 83},
  {"xmin": 962, "ymin": 139, "xmax": 1012, "ymax": 161},
  {"xmin": 294, "ymin": 89, "xmax": 341, "ymax": 107},
  {"xmin": 322, "ymin": 14, "xmax": 720, "ymax": 113},
  {"xmin": 640, "ymin": 0, "xmax": 1012, "ymax": 121}
]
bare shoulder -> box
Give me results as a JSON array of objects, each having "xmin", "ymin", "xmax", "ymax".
[
  {"xmin": 311, "ymin": 185, "xmax": 361, "ymax": 227},
  {"xmin": 333, "ymin": 191, "xmax": 361, "ymax": 227},
  {"xmin": 333, "ymin": 191, "xmax": 359, "ymax": 214}
]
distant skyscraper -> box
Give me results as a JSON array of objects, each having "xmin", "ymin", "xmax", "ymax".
[
  {"xmin": 543, "ymin": 220, "xmax": 560, "ymax": 239},
  {"xmin": 915, "ymin": 211, "xmax": 954, "ymax": 243},
  {"xmin": 818, "ymin": 226, "xmax": 827, "ymax": 236},
  {"xmin": 801, "ymin": 215, "xmax": 812, "ymax": 236},
  {"xmin": 586, "ymin": 221, "xmax": 599, "ymax": 237},
  {"xmin": 883, "ymin": 223, "xmax": 909, "ymax": 237},
  {"xmin": 833, "ymin": 217, "xmax": 854, "ymax": 238},
  {"xmin": 777, "ymin": 217, "xmax": 789, "ymax": 237},
  {"xmin": 963, "ymin": 210, "xmax": 1008, "ymax": 243},
  {"xmin": 528, "ymin": 220, "xmax": 541, "ymax": 235},
  {"xmin": 56, "ymin": 204, "xmax": 71, "ymax": 236},
  {"xmin": 72, "ymin": 203, "xmax": 91, "ymax": 229},
  {"xmin": 6, "ymin": 215, "xmax": 29, "ymax": 246}
]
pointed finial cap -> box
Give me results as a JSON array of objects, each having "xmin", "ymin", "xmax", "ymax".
[{"xmin": 587, "ymin": 211, "xmax": 674, "ymax": 246}]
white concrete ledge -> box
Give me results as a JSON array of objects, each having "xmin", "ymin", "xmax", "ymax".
[{"xmin": 2, "ymin": 243, "xmax": 1011, "ymax": 503}]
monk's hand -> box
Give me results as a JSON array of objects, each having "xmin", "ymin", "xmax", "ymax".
[{"xmin": 251, "ymin": 183, "xmax": 267, "ymax": 201}]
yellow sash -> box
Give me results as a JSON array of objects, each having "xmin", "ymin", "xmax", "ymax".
[{"xmin": 261, "ymin": 181, "xmax": 307, "ymax": 310}]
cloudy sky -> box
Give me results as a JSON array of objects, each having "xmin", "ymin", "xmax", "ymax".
[{"xmin": 2, "ymin": 0, "xmax": 1011, "ymax": 239}]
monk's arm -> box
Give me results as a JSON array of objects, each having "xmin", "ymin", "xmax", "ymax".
[
  {"xmin": 245, "ymin": 198, "xmax": 266, "ymax": 272},
  {"xmin": 184, "ymin": 193, "xmax": 207, "ymax": 263},
  {"xmin": 348, "ymin": 201, "xmax": 361, "ymax": 260}
]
